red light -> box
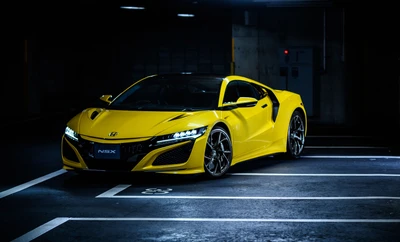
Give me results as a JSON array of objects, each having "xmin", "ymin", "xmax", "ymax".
[{"xmin": 284, "ymin": 49, "xmax": 289, "ymax": 55}]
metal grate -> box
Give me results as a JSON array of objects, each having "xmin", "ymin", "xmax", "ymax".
[{"xmin": 152, "ymin": 142, "xmax": 194, "ymax": 166}]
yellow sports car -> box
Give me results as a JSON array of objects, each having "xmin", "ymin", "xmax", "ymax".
[{"xmin": 62, "ymin": 73, "xmax": 306, "ymax": 178}]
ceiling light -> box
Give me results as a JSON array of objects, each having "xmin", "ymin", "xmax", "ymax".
[
  {"xmin": 120, "ymin": 6, "xmax": 145, "ymax": 10},
  {"xmin": 178, "ymin": 14, "xmax": 195, "ymax": 17}
]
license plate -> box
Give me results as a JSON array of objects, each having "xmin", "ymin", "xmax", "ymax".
[{"xmin": 94, "ymin": 144, "xmax": 121, "ymax": 159}]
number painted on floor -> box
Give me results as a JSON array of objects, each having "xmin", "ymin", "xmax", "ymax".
[{"xmin": 142, "ymin": 188, "xmax": 173, "ymax": 194}]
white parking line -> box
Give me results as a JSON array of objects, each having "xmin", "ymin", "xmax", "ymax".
[
  {"xmin": 68, "ymin": 217, "xmax": 400, "ymax": 222},
  {"xmin": 11, "ymin": 217, "xmax": 69, "ymax": 242},
  {"xmin": 12, "ymin": 217, "xmax": 400, "ymax": 241},
  {"xmin": 97, "ymin": 171, "xmax": 400, "ymax": 198},
  {"xmin": 228, "ymin": 173, "xmax": 400, "ymax": 177},
  {"xmin": 0, "ymin": 169, "xmax": 67, "ymax": 199},
  {"xmin": 99, "ymin": 195, "xmax": 400, "ymax": 200},
  {"xmin": 302, "ymin": 155, "xmax": 400, "ymax": 159},
  {"xmin": 307, "ymin": 135, "xmax": 372, "ymax": 138},
  {"xmin": 96, "ymin": 184, "xmax": 131, "ymax": 198},
  {"xmin": 305, "ymin": 146, "xmax": 387, "ymax": 149},
  {"xmin": 97, "ymin": 184, "xmax": 400, "ymax": 200}
]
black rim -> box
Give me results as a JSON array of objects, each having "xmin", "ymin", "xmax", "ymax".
[
  {"xmin": 288, "ymin": 114, "xmax": 305, "ymax": 156},
  {"xmin": 204, "ymin": 128, "xmax": 232, "ymax": 176}
]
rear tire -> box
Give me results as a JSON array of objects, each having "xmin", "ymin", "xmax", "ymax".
[{"xmin": 204, "ymin": 126, "xmax": 232, "ymax": 178}]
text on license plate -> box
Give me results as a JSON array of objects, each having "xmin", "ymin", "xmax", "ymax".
[{"xmin": 94, "ymin": 144, "xmax": 121, "ymax": 159}]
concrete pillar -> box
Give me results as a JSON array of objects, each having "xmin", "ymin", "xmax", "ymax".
[{"xmin": 232, "ymin": 24, "xmax": 259, "ymax": 81}]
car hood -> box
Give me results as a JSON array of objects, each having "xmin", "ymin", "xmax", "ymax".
[{"xmin": 72, "ymin": 108, "xmax": 214, "ymax": 139}]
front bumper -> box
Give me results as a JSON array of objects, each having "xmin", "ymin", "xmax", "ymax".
[{"xmin": 61, "ymin": 134, "xmax": 207, "ymax": 174}]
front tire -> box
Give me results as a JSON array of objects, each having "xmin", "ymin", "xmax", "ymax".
[
  {"xmin": 285, "ymin": 110, "xmax": 305, "ymax": 158},
  {"xmin": 204, "ymin": 126, "xmax": 232, "ymax": 178}
]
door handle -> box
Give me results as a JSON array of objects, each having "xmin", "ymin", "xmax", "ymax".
[{"xmin": 262, "ymin": 104, "xmax": 268, "ymax": 108}]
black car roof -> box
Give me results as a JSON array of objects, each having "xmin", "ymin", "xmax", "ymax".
[{"xmin": 155, "ymin": 73, "xmax": 227, "ymax": 79}]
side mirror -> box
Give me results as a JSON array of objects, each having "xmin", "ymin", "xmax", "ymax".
[
  {"xmin": 236, "ymin": 97, "xmax": 258, "ymax": 107},
  {"xmin": 221, "ymin": 97, "xmax": 258, "ymax": 109},
  {"xmin": 99, "ymin": 94, "xmax": 113, "ymax": 104}
]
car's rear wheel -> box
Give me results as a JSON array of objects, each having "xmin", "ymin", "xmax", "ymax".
[
  {"xmin": 285, "ymin": 110, "xmax": 305, "ymax": 158},
  {"xmin": 204, "ymin": 126, "xmax": 232, "ymax": 178}
]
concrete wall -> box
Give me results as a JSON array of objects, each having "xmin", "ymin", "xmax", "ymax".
[
  {"xmin": 231, "ymin": 6, "xmax": 400, "ymax": 134},
  {"xmin": 232, "ymin": 8, "xmax": 346, "ymax": 124}
]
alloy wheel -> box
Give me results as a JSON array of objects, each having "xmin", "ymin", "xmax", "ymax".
[
  {"xmin": 288, "ymin": 112, "xmax": 305, "ymax": 157},
  {"xmin": 204, "ymin": 127, "xmax": 232, "ymax": 177}
]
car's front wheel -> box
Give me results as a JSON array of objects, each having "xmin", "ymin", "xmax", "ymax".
[
  {"xmin": 285, "ymin": 110, "xmax": 305, "ymax": 158},
  {"xmin": 204, "ymin": 126, "xmax": 232, "ymax": 178}
]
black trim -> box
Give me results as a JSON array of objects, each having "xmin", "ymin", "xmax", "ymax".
[
  {"xmin": 266, "ymin": 90, "xmax": 280, "ymax": 122},
  {"xmin": 237, "ymin": 101, "xmax": 257, "ymax": 108},
  {"xmin": 168, "ymin": 114, "xmax": 188, "ymax": 121},
  {"xmin": 156, "ymin": 73, "xmax": 227, "ymax": 79},
  {"xmin": 65, "ymin": 135, "xmax": 152, "ymax": 171},
  {"xmin": 90, "ymin": 110, "xmax": 100, "ymax": 120},
  {"xmin": 62, "ymin": 139, "xmax": 80, "ymax": 162},
  {"xmin": 153, "ymin": 142, "xmax": 194, "ymax": 166}
]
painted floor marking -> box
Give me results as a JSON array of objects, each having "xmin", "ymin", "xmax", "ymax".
[
  {"xmin": 228, "ymin": 173, "xmax": 400, "ymax": 177},
  {"xmin": 68, "ymin": 217, "xmax": 400, "ymax": 222},
  {"xmin": 96, "ymin": 184, "xmax": 131, "ymax": 197},
  {"xmin": 305, "ymin": 146, "xmax": 387, "ymax": 149},
  {"xmin": 12, "ymin": 217, "xmax": 400, "ymax": 241},
  {"xmin": 0, "ymin": 169, "xmax": 67, "ymax": 199},
  {"xmin": 301, "ymin": 155, "xmax": 400, "ymax": 159},
  {"xmin": 307, "ymin": 135, "xmax": 374, "ymax": 138},
  {"xmin": 99, "ymin": 195, "xmax": 400, "ymax": 200},
  {"xmin": 12, "ymin": 217, "xmax": 69, "ymax": 242},
  {"xmin": 97, "ymin": 184, "xmax": 400, "ymax": 200}
]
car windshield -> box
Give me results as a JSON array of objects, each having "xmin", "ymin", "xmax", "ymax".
[{"xmin": 109, "ymin": 75, "xmax": 223, "ymax": 111}]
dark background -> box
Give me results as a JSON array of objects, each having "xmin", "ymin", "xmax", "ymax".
[
  {"xmin": 4, "ymin": 0, "xmax": 400, "ymax": 136},
  {"xmin": 2, "ymin": 3, "xmax": 400, "ymax": 241}
]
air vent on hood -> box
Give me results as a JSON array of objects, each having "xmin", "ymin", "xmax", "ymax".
[{"xmin": 90, "ymin": 110, "xmax": 100, "ymax": 120}]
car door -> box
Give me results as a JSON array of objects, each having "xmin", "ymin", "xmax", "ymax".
[{"xmin": 222, "ymin": 80, "xmax": 274, "ymax": 159}]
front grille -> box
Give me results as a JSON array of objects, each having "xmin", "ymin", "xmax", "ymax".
[
  {"xmin": 65, "ymin": 136, "xmax": 151, "ymax": 171},
  {"xmin": 152, "ymin": 142, "xmax": 194, "ymax": 166}
]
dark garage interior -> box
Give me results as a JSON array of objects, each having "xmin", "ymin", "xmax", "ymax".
[
  {"xmin": 5, "ymin": 0, "xmax": 400, "ymax": 134},
  {"xmin": 2, "ymin": 0, "xmax": 400, "ymax": 241}
]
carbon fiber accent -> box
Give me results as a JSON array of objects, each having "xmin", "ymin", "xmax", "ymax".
[{"xmin": 152, "ymin": 142, "xmax": 194, "ymax": 166}]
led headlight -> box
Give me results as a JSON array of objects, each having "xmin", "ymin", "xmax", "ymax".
[
  {"xmin": 155, "ymin": 126, "xmax": 207, "ymax": 146},
  {"xmin": 65, "ymin": 127, "xmax": 79, "ymax": 141}
]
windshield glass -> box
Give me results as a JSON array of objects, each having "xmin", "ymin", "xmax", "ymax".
[{"xmin": 109, "ymin": 75, "xmax": 223, "ymax": 111}]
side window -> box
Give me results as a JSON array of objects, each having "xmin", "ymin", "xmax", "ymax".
[
  {"xmin": 252, "ymin": 84, "xmax": 268, "ymax": 99},
  {"xmin": 223, "ymin": 82, "xmax": 239, "ymax": 103},
  {"xmin": 237, "ymin": 81, "xmax": 259, "ymax": 99}
]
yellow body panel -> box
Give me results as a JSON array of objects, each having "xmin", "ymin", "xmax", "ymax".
[{"xmin": 62, "ymin": 74, "xmax": 306, "ymax": 175}]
